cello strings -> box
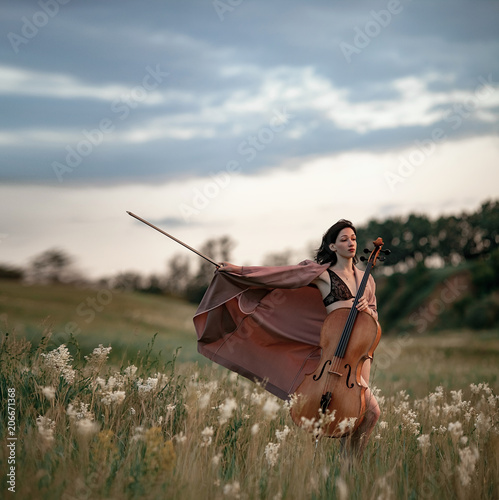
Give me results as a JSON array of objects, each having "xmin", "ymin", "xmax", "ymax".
[
  {"xmin": 329, "ymin": 262, "xmax": 372, "ymax": 376},
  {"xmin": 336, "ymin": 263, "xmax": 371, "ymax": 358}
]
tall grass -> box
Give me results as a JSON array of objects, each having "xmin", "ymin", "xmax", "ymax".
[{"xmin": 1, "ymin": 330, "xmax": 498, "ymax": 499}]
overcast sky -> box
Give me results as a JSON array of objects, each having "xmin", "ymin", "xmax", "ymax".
[{"xmin": 1, "ymin": 0, "xmax": 498, "ymax": 279}]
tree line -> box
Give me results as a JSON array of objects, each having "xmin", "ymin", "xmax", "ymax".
[
  {"xmin": 355, "ymin": 200, "xmax": 499, "ymax": 270},
  {"xmin": 1, "ymin": 200, "xmax": 497, "ymax": 306}
]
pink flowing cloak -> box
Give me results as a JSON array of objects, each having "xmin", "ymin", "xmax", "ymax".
[
  {"xmin": 193, "ymin": 260, "xmax": 329, "ymax": 400},
  {"xmin": 193, "ymin": 260, "xmax": 377, "ymax": 400}
]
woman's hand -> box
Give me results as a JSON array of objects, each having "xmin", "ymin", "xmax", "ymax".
[
  {"xmin": 356, "ymin": 296, "xmax": 371, "ymax": 315},
  {"xmin": 217, "ymin": 261, "xmax": 234, "ymax": 270}
]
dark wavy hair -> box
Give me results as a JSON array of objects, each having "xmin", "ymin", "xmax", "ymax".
[{"xmin": 315, "ymin": 219, "xmax": 358, "ymax": 265}]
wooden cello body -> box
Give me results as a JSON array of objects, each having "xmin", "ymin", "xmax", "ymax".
[{"xmin": 290, "ymin": 238, "xmax": 386, "ymax": 438}]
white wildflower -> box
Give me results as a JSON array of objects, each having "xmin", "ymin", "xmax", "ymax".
[
  {"xmin": 337, "ymin": 417, "xmax": 357, "ymax": 435},
  {"xmin": 199, "ymin": 393, "xmax": 211, "ymax": 409},
  {"xmin": 67, "ymin": 401, "xmax": 94, "ymax": 421},
  {"xmin": 41, "ymin": 344, "xmax": 76, "ymax": 384},
  {"xmin": 250, "ymin": 390, "xmax": 265, "ymax": 406},
  {"xmin": 130, "ymin": 407, "xmax": 136, "ymax": 416},
  {"xmin": 398, "ymin": 408, "xmax": 420, "ymax": 435},
  {"xmin": 448, "ymin": 421, "xmax": 463, "ymax": 442},
  {"xmin": 376, "ymin": 476, "xmax": 393, "ymax": 500},
  {"xmin": 101, "ymin": 389, "xmax": 126, "ymax": 406},
  {"xmin": 378, "ymin": 421, "xmax": 388, "ymax": 430},
  {"xmin": 137, "ymin": 376, "xmax": 160, "ymax": 397},
  {"xmin": 285, "ymin": 393, "xmax": 299, "ymax": 409},
  {"xmin": 112, "ymin": 390, "xmax": 126, "ymax": 404},
  {"xmin": 201, "ymin": 426, "xmax": 214, "ymax": 447},
  {"xmin": 470, "ymin": 383, "xmax": 481, "ymax": 394},
  {"xmin": 41, "ymin": 386, "xmax": 56, "ymax": 401},
  {"xmin": 75, "ymin": 418, "xmax": 99, "ymax": 437},
  {"xmin": 124, "ymin": 364, "xmax": 138, "ymax": 378},
  {"xmin": 174, "ymin": 431, "xmax": 187, "ymax": 444},
  {"xmin": 336, "ymin": 476, "xmax": 349, "ymax": 500},
  {"xmin": 457, "ymin": 446, "xmax": 479, "ymax": 487},
  {"xmin": 223, "ymin": 480, "xmax": 240, "ymax": 498},
  {"xmin": 36, "ymin": 415, "xmax": 55, "ymax": 443},
  {"xmin": 428, "ymin": 386, "xmax": 444, "ymax": 404},
  {"xmin": 431, "ymin": 425, "xmax": 447, "ymax": 435},
  {"xmin": 84, "ymin": 344, "xmax": 111, "ymax": 371},
  {"xmin": 251, "ymin": 423, "xmax": 260, "ymax": 435},
  {"xmin": 264, "ymin": 442, "xmax": 280, "ymax": 467},
  {"xmin": 131, "ymin": 426, "xmax": 145, "ymax": 442},
  {"xmin": 95, "ymin": 377, "xmax": 106, "ymax": 389},
  {"xmin": 451, "ymin": 389, "xmax": 463, "ymax": 405},
  {"xmin": 300, "ymin": 416, "xmax": 317, "ymax": 432},
  {"xmin": 275, "ymin": 425, "xmax": 290, "ymax": 442},
  {"xmin": 219, "ymin": 397, "xmax": 238, "ymax": 424},
  {"xmin": 417, "ymin": 434, "xmax": 431, "ymax": 454},
  {"xmin": 212, "ymin": 452, "xmax": 222, "ymax": 466},
  {"xmin": 262, "ymin": 396, "xmax": 280, "ymax": 419},
  {"xmin": 474, "ymin": 412, "xmax": 492, "ymax": 435}
]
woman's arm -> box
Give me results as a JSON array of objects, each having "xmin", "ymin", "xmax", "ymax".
[{"xmin": 356, "ymin": 276, "xmax": 378, "ymax": 320}]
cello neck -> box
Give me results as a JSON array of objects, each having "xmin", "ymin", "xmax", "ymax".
[
  {"xmin": 334, "ymin": 261, "xmax": 373, "ymax": 358},
  {"xmin": 352, "ymin": 261, "xmax": 373, "ymax": 309}
]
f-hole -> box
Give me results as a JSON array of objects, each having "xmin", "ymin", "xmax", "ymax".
[
  {"xmin": 344, "ymin": 363, "xmax": 354, "ymax": 388},
  {"xmin": 313, "ymin": 360, "xmax": 331, "ymax": 381}
]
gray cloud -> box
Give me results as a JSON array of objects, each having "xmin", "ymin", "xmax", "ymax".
[{"xmin": 1, "ymin": 0, "xmax": 498, "ymax": 185}]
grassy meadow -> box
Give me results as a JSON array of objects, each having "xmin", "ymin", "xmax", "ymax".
[
  {"xmin": 1, "ymin": 279, "xmax": 498, "ymax": 499},
  {"xmin": 0, "ymin": 279, "xmax": 200, "ymax": 363}
]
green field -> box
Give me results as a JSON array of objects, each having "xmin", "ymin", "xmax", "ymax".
[
  {"xmin": 1, "ymin": 279, "xmax": 498, "ymax": 498},
  {"xmin": 0, "ymin": 279, "xmax": 200, "ymax": 364}
]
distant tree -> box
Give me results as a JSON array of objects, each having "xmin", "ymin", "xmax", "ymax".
[
  {"xmin": 141, "ymin": 274, "xmax": 164, "ymax": 294},
  {"xmin": 165, "ymin": 254, "xmax": 191, "ymax": 296},
  {"xmin": 465, "ymin": 200, "xmax": 499, "ymax": 258},
  {"xmin": 262, "ymin": 250, "xmax": 293, "ymax": 266},
  {"xmin": 0, "ymin": 265, "xmax": 24, "ymax": 281},
  {"xmin": 112, "ymin": 271, "xmax": 144, "ymax": 291},
  {"xmin": 434, "ymin": 215, "xmax": 466, "ymax": 265},
  {"xmin": 27, "ymin": 248, "xmax": 76, "ymax": 284}
]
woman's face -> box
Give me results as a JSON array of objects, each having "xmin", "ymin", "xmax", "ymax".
[{"xmin": 330, "ymin": 227, "xmax": 357, "ymax": 259}]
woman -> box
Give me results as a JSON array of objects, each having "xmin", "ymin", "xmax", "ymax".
[
  {"xmin": 194, "ymin": 219, "xmax": 381, "ymax": 458},
  {"xmin": 311, "ymin": 219, "xmax": 380, "ymax": 458}
]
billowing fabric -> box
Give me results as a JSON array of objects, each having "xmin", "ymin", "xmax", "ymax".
[{"xmin": 194, "ymin": 260, "xmax": 377, "ymax": 400}]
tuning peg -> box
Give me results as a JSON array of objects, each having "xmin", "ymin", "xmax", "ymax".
[
  {"xmin": 360, "ymin": 256, "xmax": 367, "ymax": 262},
  {"xmin": 382, "ymin": 249, "xmax": 391, "ymax": 255},
  {"xmin": 363, "ymin": 248, "xmax": 370, "ymax": 254},
  {"xmin": 378, "ymin": 257, "xmax": 385, "ymax": 262}
]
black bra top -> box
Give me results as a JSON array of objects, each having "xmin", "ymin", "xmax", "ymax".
[{"xmin": 323, "ymin": 268, "xmax": 354, "ymax": 307}]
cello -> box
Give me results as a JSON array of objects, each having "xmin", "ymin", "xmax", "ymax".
[{"xmin": 290, "ymin": 238, "xmax": 388, "ymax": 438}]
